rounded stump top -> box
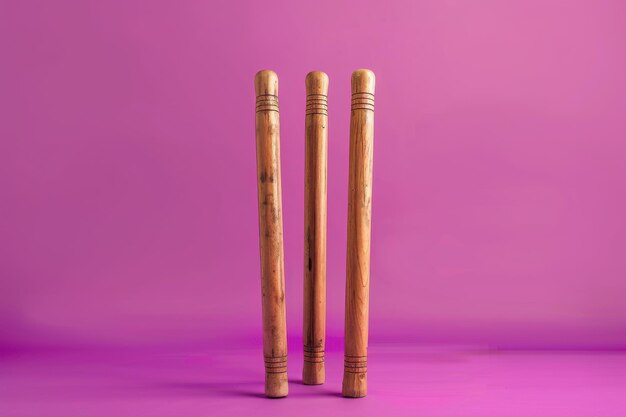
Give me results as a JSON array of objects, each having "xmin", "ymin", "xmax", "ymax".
[
  {"xmin": 305, "ymin": 71, "xmax": 329, "ymax": 95},
  {"xmin": 351, "ymin": 69, "xmax": 375, "ymax": 95},
  {"xmin": 255, "ymin": 70, "xmax": 279, "ymax": 96}
]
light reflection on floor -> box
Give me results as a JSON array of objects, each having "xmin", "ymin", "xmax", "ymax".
[{"xmin": 2, "ymin": 344, "xmax": 625, "ymax": 416}]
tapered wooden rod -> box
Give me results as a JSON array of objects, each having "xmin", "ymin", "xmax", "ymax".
[
  {"xmin": 303, "ymin": 71, "xmax": 329, "ymax": 385},
  {"xmin": 254, "ymin": 70, "xmax": 288, "ymax": 398},
  {"xmin": 342, "ymin": 69, "xmax": 375, "ymax": 398}
]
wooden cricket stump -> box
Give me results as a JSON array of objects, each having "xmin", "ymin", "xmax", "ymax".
[
  {"xmin": 302, "ymin": 71, "xmax": 329, "ymax": 385},
  {"xmin": 342, "ymin": 69, "xmax": 375, "ymax": 398},
  {"xmin": 254, "ymin": 70, "xmax": 288, "ymax": 398}
]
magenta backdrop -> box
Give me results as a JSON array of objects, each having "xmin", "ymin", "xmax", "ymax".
[{"xmin": 1, "ymin": 0, "xmax": 625, "ymax": 351}]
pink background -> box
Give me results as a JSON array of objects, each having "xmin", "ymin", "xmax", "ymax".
[{"xmin": 2, "ymin": 0, "xmax": 626, "ymax": 352}]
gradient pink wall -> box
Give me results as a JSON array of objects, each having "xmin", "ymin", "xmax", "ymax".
[{"xmin": 1, "ymin": 0, "xmax": 625, "ymax": 350}]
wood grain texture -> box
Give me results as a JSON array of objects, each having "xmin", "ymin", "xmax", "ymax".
[
  {"xmin": 342, "ymin": 69, "xmax": 375, "ymax": 398},
  {"xmin": 303, "ymin": 71, "xmax": 329, "ymax": 385},
  {"xmin": 254, "ymin": 70, "xmax": 288, "ymax": 398}
]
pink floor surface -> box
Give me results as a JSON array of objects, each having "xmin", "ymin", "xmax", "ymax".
[{"xmin": 2, "ymin": 344, "xmax": 625, "ymax": 416}]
